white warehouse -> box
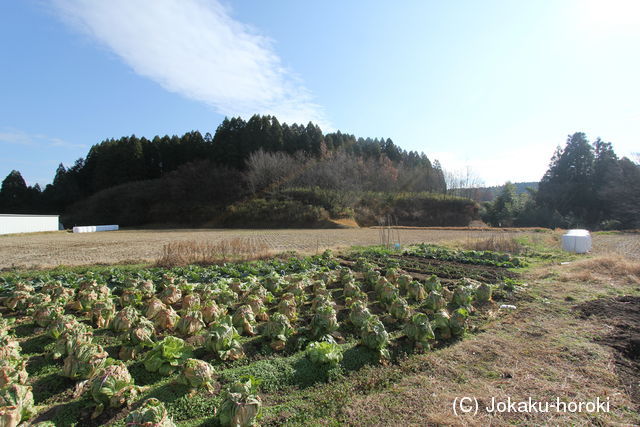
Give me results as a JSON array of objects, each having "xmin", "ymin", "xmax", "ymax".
[{"xmin": 0, "ymin": 214, "xmax": 60, "ymax": 235}]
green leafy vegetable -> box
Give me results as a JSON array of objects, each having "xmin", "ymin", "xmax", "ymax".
[
  {"xmin": 143, "ymin": 336, "xmax": 192, "ymax": 376},
  {"xmin": 306, "ymin": 341, "xmax": 343, "ymax": 367}
]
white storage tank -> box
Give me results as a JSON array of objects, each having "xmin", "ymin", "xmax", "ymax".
[
  {"xmin": 562, "ymin": 229, "xmax": 592, "ymax": 254},
  {"xmin": 0, "ymin": 214, "xmax": 60, "ymax": 235}
]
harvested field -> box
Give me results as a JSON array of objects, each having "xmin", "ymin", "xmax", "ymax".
[{"xmin": 0, "ymin": 228, "xmax": 637, "ymax": 269}]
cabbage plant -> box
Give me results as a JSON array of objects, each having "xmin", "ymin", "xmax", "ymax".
[
  {"xmin": 306, "ymin": 341, "xmax": 343, "ymax": 367},
  {"xmin": 310, "ymin": 293, "xmax": 334, "ymax": 312},
  {"xmin": 245, "ymin": 295, "xmax": 268, "ymax": 322},
  {"xmin": 0, "ymin": 384, "xmax": 35, "ymax": 427},
  {"xmin": 407, "ymin": 281, "xmax": 427, "ymax": 302},
  {"xmin": 0, "ymin": 315, "xmax": 14, "ymax": 336},
  {"xmin": 153, "ymin": 307, "xmax": 180, "ymax": 331},
  {"xmin": 62, "ymin": 342, "xmax": 109, "ymax": 380},
  {"xmin": 389, "ymin": 297, "xmax": 411, "ymax": 321},
  {"xmin": 33, "ymin": 303, "xmax": 64, "ymax": 328},
  {"xmin": 72, "ymin": 282, "xmax": 110, "ymax": 312},
  {"xmin": 452, "ymin": 286, "xmax": 474, "ymax": 312},
  {"xmin": 0, "ymin": 358, "xmax": 28, "ymax": 388},
  {"xmin": 176, "ymin": 310, "xmax": 206, "ymax": 336},
  {"xmin": 425, "ymin": 275, "xmax": 442, "ymax": 293},
  {"xmin": 205, "ymin": 317, "xmax": 244, "ymax": 361},
  {"xmin": 143, "ymin": 336, "xmax": 192, "ymax": 376},
  {"xmin": 450, "ymin": 308, "xmax": 469, "ymax": 337},
  {"xmin": 41, "ymin": 281, "xmax": 75, "ymax": 304},
  {"xmin": 0, "ymin": 334, "xmax": 21, "ymax": 361},
  {"xmin": 475, "ymin": 283, "xmax": 492, "ymax": 303},
  {"xmin": 343, "ymin": 280, "xmax": 361, "ymax": 299},
  {"xmin": 377, "ymin": 280, "xmax": 399, "ymax": 305},
  {"xmin": 144, "ymin": 297, "xmax": 167, "ymax": 320},
  {"xmin": 232, "ymin": 305, "xmax": 256, "ymax": 336},
  {"xmin": 52, "ymin": 323, "xmax": 93, "ymax": 360},
  {"xmin": 119, "ymin": 287, "xmax": 143, "ymax": 308},
  {"xmin": 404, "ymin": 313, "xmax": 435, "ymax": 349},
  {"xmin": 119, "ymin": 317, "xmax": 155, "ymax": 361},
  {"xmin": 90, "ymin": 299, "xmax": 116, "ymax": 329},
  {"xmin": 202, "ymin": 300, "xmax": 226, "ymax": 325},
  {"xmin": 359, "ymin": 317, "xmax": 390, "ymax": 360},
  {"xmin": 384, "ymin": 267, "xmax": 400, "ymax": 283},
  {"xmin": 124, "ymin": 398, "xmax": 176, "ymax": 427},
  {"xmin": 46, "ymin": 314, "xmax": 80, "ymax": 340},
  {"xmin": 262, "ymin": 272, "xmax": 285, "ymax": 294},
  {"xmin": 218, "ymin": 378, "xmax": 262, "ymax": 427},
  {"xmin": 277, "ymin": 293, "xmax": 297, "ymax": 321},
  {"xmin": 424, "ymin": 291, "xmax": 446, "ymax": 312},
  {"xmin": 112, "ymin": 306, "xmax": 140, "ymax": 332},
  {"xmin": 181, "ymin": 293, "xmax": 201, "ymax": 311},
  {"xmin": 177, "ymin": 358, "xmax": 216, "ymax": 392},
  {"xmin": 396, "ymin": 274, "xmax": 413, "ymax": 293},
  {"xmin": 89, "ymin": 362, "xmax": 140, "ymax": 418},
  {"xmin": 160, "ymin": 285, "xmax": 182, "ymax": 306},
  {"xmin": 348, "ymin": 301, "xmax": 372, "ymax": 331},
  {"xmin": 136, "ymin": 279, "xmax": 156, "ymax": 300},
  {"xmin": 309, "ymin": 304, "xmax": 338, "ymax": 340},
  {"xmin": 431, "ymin": 309, "xmax": 452, "ymax": 340},
  {"xmin": 338, "ymin": 268, "xmax": 355, "ymax": 284},
  {"xmin": 263, "ymin": 313, "xmax": 293, "ymax": 351}
]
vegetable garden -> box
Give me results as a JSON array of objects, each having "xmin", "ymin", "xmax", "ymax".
[{"xmin": 0, "ymin": 245, "xmax": 525, "ymax": 426}]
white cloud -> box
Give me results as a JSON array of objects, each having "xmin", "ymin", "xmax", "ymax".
[
  {"xmin": 51, "ymin": 0, "xmax": 330, "ymax": 129},
  {"xmin": 0, "ymin": 130, "xmax": 85, "ymax": 149}
]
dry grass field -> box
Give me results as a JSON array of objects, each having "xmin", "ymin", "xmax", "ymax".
[{"xmin": 0, "ymin": 228, "xmax": 637, "ymax": 269}]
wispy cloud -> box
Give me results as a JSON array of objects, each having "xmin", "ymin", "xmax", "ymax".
[
  {"xmin": 51, "ymin": 0, "xmax": 331, "ymax": 129},
  {"xmin": 0, "ymin": 130, "xmax": 85, "ymax": 149}
]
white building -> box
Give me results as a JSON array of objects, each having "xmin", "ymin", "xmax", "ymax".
[{"xmin": 0, "ymin": 214, "xmax": 61, "ymax": 235}]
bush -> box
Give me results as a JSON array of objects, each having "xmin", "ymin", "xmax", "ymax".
[{"xmin": 223, "ymin": 199, "xmax": 332, "ymax": 228}]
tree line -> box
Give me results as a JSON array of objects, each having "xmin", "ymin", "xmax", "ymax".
[
  {"xmin": 483, "ymin": 132, "xmax": 640, "ymax": 229},
  {"xmin": 0, "ymin": 115, "xmax": 446, "ymax": 215}
]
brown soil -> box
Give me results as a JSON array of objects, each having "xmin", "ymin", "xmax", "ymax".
[{"xmin": 577, "ymin": 296, "xmax": 640, "ymax": 409}]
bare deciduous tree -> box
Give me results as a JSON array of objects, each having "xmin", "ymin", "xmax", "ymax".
[{"xmin": 245, "ymin": 149, "xmax": 302, "ymax": 194}]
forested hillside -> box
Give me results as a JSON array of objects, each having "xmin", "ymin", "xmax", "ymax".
[{"xmin": 0, "ymin": 116, "xmax": 480, "ymax": 227}]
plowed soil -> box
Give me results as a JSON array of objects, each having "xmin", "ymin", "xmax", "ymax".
[{"xmin": 578, "ymin": 296, "xmax": 640, "ymax": 409}]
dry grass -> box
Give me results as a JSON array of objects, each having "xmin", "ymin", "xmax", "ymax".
[
  {"xmin": 461, "ymin": 235, "xmax": 526, "ymax": 254},
  {"xmin": 559, "ymin": 255, "xmax": 640, "ymax": 285},
  {"xmin": 155, "ymin": 238, "xmax": 271, "ymax": 267}
]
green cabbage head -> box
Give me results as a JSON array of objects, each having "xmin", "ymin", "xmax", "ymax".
[
  {"xmin": 143, "ymin": 336, "xmax": 192, "ymax": 376},
  {"xmin": 306, "ymin": 341, "xmax": 343, "ymax": 367}
]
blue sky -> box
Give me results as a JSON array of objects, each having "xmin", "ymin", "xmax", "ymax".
[{"xmin": 1, "ymin": 0, "xmax": 639, "ymax": 187}]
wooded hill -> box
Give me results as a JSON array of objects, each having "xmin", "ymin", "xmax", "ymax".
[{"xmin": 0, "ymin": 116, "xmax": 479, "ymax": 228}]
